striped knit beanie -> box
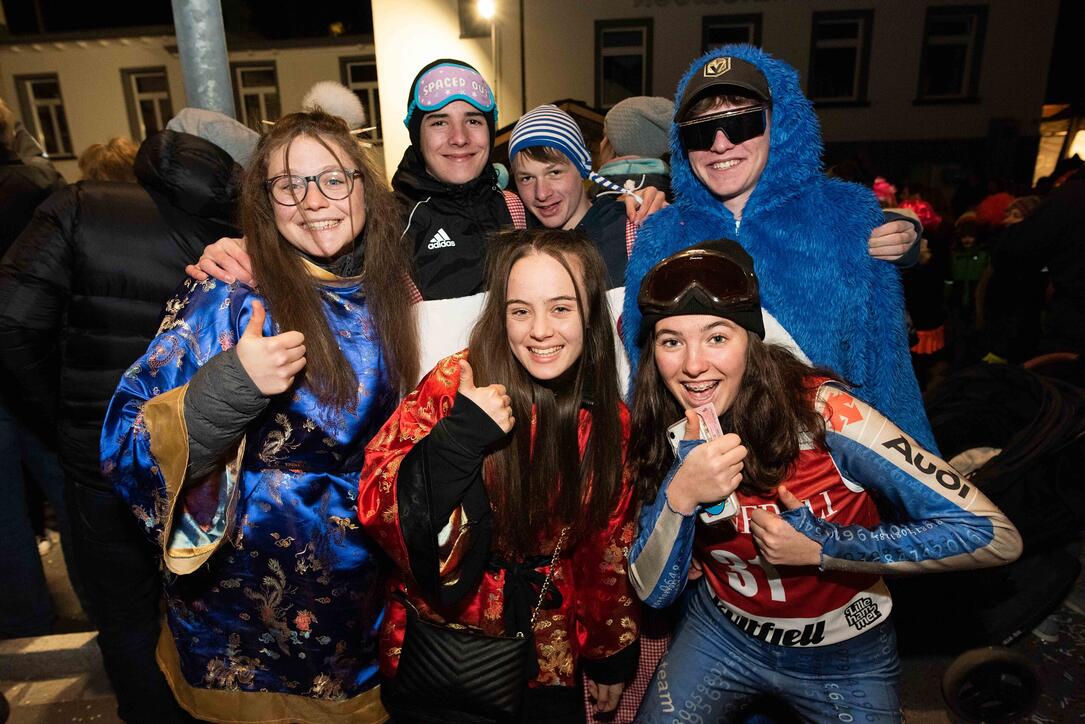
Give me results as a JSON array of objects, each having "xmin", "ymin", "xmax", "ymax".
[{"xmin": 509, "ymin": 104, "xmax": 592, "ymax": 178}]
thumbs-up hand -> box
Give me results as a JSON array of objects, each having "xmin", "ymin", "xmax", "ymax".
[
  {"xmin": 235, "ymin": 300, "xmax": 306, "ymax": 396},
  {"xmin": 749, "ymin": 486, "xmax": 822, "ymax": 566},
  {"xmin": 682, "ymin": 408, "xmax": 700, "ymax": 440},
  {"xmin": 666, "ymin": 416, "xmax": 746, "ymax": 516},
  {"xmin": 457, "ymin": 359, "xmax": 515, "ymax": 433}
]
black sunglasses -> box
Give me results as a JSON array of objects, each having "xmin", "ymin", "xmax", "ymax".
[
  {"xmin": 638, "ymin": 249, "xmax": 757, "ymax": 316},
  {"xmin": 677, "ymin": 105, "xmax": 767, "ymax": 151}
]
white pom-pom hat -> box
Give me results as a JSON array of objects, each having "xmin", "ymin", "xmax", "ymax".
[{"xmin": 301, "ymin": 81, "xmax": 375, "ymax": 135}]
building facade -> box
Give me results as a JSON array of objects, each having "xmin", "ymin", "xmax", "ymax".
[
  {"xmin": 0, "ymin": 29, "xmax": 383, "ymax": 179},
  {"xmin": 372, "ymin": 0, "xmax": 1059, "ymax": 191},
  {"xmin": 0, "ymin": 0, "xmax": 1061, "ymax": 190}
]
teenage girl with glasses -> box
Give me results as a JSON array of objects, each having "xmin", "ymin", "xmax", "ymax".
[{"xmin": 101, "ymin": 111, "xmax": 418, "ymax": 723}]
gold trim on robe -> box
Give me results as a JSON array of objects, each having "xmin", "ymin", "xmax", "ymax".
[
  {"xmin": 144, "ymin": 383, "xmax": 244, "ymax": 575},
  {"xmin": 156, "ymin": 625, "xmax": 389, "ymax": 723}
]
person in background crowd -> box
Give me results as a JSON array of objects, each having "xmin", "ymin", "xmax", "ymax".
[
  {"xmin": 872, "ymin": 176, "xmax": 898, "ymax": 207},
  {"xmin": 991, "ymin": 166, "xmax": 1085, "ymax": 355},
  {"xmin": 622, "ymin": 45, "xmax": 934, "ymax": 452},
  {"xmin": 945, "ymin": 210, "xmax": 988, "ymax": 366},
  {"xmin": 595, "ymin": 96, "xmax": 673, "ymax": 202},
  {"xmin": 974, "ymin": 190, "xmax": 1015, "ymax": 230},
  {"xmin": 981, "ymin": 195, "xmax": 1046, "ymax": 365},
  {"xmin": 1003, "ymin": 195, "xmax": 1041, "ymax": 226},
  {"xmin": 627, "ymin": 239, "xmax": 1022, "ymax": 723},
  {"xmin": 4, "ymin": 100, "xmax": 66, "ymax": 184},
  {"xmin": 0, "ymin": 95, "xmax": 71, "ymax": 643},
  {"xmin": 899, "ymin": 197, "xmax": 949, "ymax": 390},
  {"xmin": 0, "ymin": 107, "xmax": 256, "ymax": 720},
  {"xmin": 77, "ymin": 137, "xmax": 139, "ymax": 182},
  {"xmin": 360, "ymin": 229, "xmax": 639, "ymax": 723},
  {"xmin": 101, "ymin": 111, "xmax": 418, "ymax": 723},
  {"xmin": 0, "ymin": 97, "xmax": 64, "ymax": 255}
]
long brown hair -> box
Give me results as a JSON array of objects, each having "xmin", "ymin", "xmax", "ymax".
[
  {"xmin": 467, "ymin": 229, "xmax": 623, "ymax": 554},
  {"xmin": 628, "ymin": 332, "xmax": 840, "ymax": 502},
  {"xmin": 240, "ymin": 111, "xmax": 418, "ymax": 407}
]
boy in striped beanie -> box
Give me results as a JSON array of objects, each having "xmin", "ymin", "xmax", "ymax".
[
  {"xmin": 509, "ymin": 105, "xmax": 643, "ymax": 221},
  {"xmin": 509, "ymin": 104, "xmax": 653, "ymax": 286}
]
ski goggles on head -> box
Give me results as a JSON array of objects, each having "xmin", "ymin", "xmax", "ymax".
[
  {"xmin": 677, "ymin": 105, "xmax": 767, "ymax": 151},
  {"xmin": 638, "ymin": 242, "xmax": 764, "ymax": 339},
  {"xmin": 404, "ymin": 63, "xmax": 497, "ymax": 127}
]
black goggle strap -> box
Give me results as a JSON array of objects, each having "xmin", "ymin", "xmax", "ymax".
[{"xmin": 677, "ymin": 106, "xmax": 766, "ymax": 150}]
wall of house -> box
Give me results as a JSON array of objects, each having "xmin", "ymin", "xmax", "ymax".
[
  {"xmin": 0, "ymin": 35, "xmax": 181, "ymax": 178},
  {"xmin": 371, "ymin": 0, "xmax": 525, "ymax": 182},
  {"xmin": 0, "ymin": 34, "xmax": 379, "ymax": 179},
  {"xmin": 519, "ymin": 0, "xmax": 1058, "ymax": 143}
]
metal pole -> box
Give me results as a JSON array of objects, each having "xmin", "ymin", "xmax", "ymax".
[
  {"xmin": 519, "ymin": 0, "xmax": 526, "ymax": 115},
  {"xmin": 490, "ymin": 20, "xmax": 498, "ymax": 99},
  {"xmin": 171, "ymin": 0, "xmax": 236, "ymax": 118}
]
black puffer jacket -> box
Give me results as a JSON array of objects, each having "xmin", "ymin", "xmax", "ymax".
[
  {"xmin": 0, "ymin": 130, "xmax": 241, "ymax": 491},
  {"xmin": 392, "ymin": 146, "xmax": 514, "ymax": 300},
  {"xmin": 0, "ymin": 146, "xmax": 64, "ymax": 256},
  {"xmin": 993, "ymin": 170, "xmax": 1085, "ymax": 353}
]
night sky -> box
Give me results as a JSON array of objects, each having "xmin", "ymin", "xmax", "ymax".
[{"xmin": 1, "ymin": 0, "xmax": 373, "ymax": 38}]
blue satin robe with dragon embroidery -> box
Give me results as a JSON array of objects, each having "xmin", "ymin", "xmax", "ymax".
[{"xmin": 100, "ymin": 273, "xmax": 393, "ymax": 721}]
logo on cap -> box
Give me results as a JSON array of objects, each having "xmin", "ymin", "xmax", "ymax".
[{"xmin": 704, "ymin": 58, "xmax": 731, "ymax": 78}]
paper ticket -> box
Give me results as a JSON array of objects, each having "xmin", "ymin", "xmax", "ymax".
[{"xmin": 691, "ymin": 403, "xmax": 739, "ymax": 523}]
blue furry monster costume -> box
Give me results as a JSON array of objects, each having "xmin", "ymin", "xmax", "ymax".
[{"xmin": 622, "ymin": 45, "xmax": 936, "ymax": 450}]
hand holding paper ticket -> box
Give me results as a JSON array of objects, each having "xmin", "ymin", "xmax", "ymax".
[
  {"xmin": 666, "ymin": 406, "xmax": 746, "ymax": 517},
  {"xmin": 691, "ymin": 403, "xmax": 741, "ymax": 522}
]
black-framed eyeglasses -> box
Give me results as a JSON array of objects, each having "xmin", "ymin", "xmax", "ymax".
[
  {"xmin": 677, "ymin": 105, "xmax": 767, "ymax": 151},
  {"xmin": 264, "ymin": 169, "xmax": 362, "ymax": 206}
]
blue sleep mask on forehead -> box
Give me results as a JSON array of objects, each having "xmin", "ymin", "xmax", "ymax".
[{"xmin": 404, "ymin": 63, "xmax": 497, "ymax": 127}]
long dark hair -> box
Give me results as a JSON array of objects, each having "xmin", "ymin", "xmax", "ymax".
[
  {"xmin": 240, "ymin": 111, "xmax": 419, "ymax": 407},
  {"xmin": 628, "ymin": 331, "xmax": 840, "ymax": 502},
  {"xmin": 467, "ymin": 229, "xmax": 623, "ymax": 554}
]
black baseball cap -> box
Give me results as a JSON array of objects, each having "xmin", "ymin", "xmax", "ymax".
[{"xmin": 677, "ymin": 56, "xmax": 771, "ymax": 121}]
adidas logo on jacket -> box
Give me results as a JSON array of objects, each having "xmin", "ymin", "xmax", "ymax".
[{"xmin": 427, "ymin": 228, "xmax": 455, "ymax": 250}]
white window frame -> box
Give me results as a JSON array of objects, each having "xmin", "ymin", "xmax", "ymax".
[
  {"xmin": 595, "ymin": 19, "xmax": 653, "ymax": 110},
  {"xmin": 339, "ymin": 56, "xmax": 382, "ymax": 144},
  {"xmin": 701, "ymin": 14, "xmax": 762, "ymax": 53},
  {"xmin": 917, "ymin": 6, "xmax": 987, "ymax": 101},
  {"xmin": 15, "ymin": 74, "xmax": 74, "ymax": 158},
  {"xmin": 808, "ymin": 10, "xmax": 873, "ymax": 105},
  {"xmin": 231, "ymin": 62, "xmax": 281, "ymax": 130},
  {"xmin": 121, "ymin": 67, "xmax": 173, "ymax": 139}
]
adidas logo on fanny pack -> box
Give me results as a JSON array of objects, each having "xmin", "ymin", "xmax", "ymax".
[{"xmin": 427, "ymin": 228, "xmax": 456, "ymax": 250}]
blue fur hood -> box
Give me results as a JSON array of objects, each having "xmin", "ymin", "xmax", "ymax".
[
  {"xmin": 623, "ymin": 45, "xmax": 936, "ymax": 449},
  {"xmin": 668, "ymin": 44, "xmax": 822, "ymax": 225}
]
